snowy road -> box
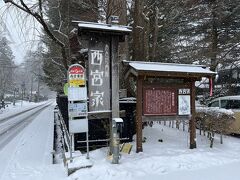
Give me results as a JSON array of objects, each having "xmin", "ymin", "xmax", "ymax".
[
  {"xmin": 0, "ymin": 103, "xmax": 65, "ymax": 180},
  {"xmin": 0, "ymin": 103, "xmax": 51, "ymax": 149}
]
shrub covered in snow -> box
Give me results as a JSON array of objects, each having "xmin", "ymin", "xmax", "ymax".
[
  {"xmin": 196, "ymin": 107, "xmax": 235, "ymax": 135},
  {"xmin": 196, "ymin": 107, "xmax": 235, "ymax": 147}
]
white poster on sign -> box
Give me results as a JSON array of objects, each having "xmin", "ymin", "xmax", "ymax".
[
  {"xmin": 178, "ymin": 95, "xmax": 191, "ymax": 115},
  {"xmin": 69, "ymin": 119, "xmax": 88, "ymax": 133},
  {"xmin": 68, "ymin": 102, "xmax": 88, "ymax": 117},
  {"xmin": 68, "ymin": 87, "xmax": 87, "ymax": 101}
]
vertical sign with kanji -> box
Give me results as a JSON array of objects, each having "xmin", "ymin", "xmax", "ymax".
[{"xmin": 88, "ymin": 41, "xmax": 110, "ymax": 112}]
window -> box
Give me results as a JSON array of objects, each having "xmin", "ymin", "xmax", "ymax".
[
  {"xmin": 209, "ymin": 101, "xmax": 219, "ymax": 107},
  {"xmin": 230, "ymin": 100, "xmax": 240, "ymax": 109},
  {"xmin": 220, "ymin": 100, "xmax": 228, "ymax": 109},
  {"xmin": 220, "ymin": 100, "xmax": 240, "ymax": 109}
]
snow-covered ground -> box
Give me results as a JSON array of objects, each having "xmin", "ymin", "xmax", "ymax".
[
  {"xmin": 1, "ymin": 101, "xmax": 240, "ymax": 180},
  {"xmin": 70, "ymin": 124, "xmax": 240, "ymax": 180}
]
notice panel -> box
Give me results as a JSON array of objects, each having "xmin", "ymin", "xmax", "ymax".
[
  {"xmin": 178, "ymin": 95, "xmax": 191, "ymax": 115},
  {"xmin": 143, "ymin": 87, "xmax": 177, "ymax": 115}
]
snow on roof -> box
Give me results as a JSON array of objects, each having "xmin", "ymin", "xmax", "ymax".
[
  {"xmin": 124, "ymin": 60, "xmax": 216, "ymax": 75},
  {"xmin": 75, "ymin": 21, "xmax": 132, "ymax": 33}
]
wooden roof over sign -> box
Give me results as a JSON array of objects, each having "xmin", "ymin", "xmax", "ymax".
[
  {"xmin": 123, "ymin": 60, "xmax": 216, "ymax": 79},
  {"xmin": 74, "ymin": 21, "xmax": 132, "ymax": 35}
]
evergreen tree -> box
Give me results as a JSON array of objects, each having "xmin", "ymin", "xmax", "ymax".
[
  {"xmin": 167, "ymin": 0, "xmax": 240, "ymax": 69},
  {"xmin": 0, "ymin": 36, "xmax": 15, "ymax": 98}
]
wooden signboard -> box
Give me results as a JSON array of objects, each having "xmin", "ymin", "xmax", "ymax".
[
  {"xmin": 143, "ymin": 87, "xmax": 177, "ymax": 116},
  {"xmin": 88, "ymin": 39, "xmax": 110, "ymax": 112}
]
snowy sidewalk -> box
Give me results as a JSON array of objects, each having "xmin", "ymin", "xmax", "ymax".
[{"xmin": 0, "ymin": 105, "xmax": 66, "ymax": 180}]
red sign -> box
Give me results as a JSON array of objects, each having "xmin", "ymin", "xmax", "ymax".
[
  {"xmin": 143, "ymin": 87, "xmax": 177, "ymax": 115},
  {"xmin": 69, "ymin": 66, "xmax": 84, "ymax": 75},
  {"xmin": 68, "ymin": 64, "xmax": 85, "ymax": 87}
]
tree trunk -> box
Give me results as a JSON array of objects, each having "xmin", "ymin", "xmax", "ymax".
[
  {"xmin": 115, "ymin": 0, "xmax": 129, "ymax": 89},
  {"xmin": 132, "ymin": 0, "xmax": 144, "ymax": 61},
  {"xmin": 210, "ymin": 132, "xmax": 214, "ymax": 148},
  {"xmin": 210, "ymin": 2, "xmax": 218, "ymax": 73},
  {"xmin": 150, "ymin": 6, "xmax": 159, "ymax": 61}
]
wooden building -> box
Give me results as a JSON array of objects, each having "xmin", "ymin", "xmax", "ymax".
[{"xmin": 123, "ymin": 60, "xmax": 216, "ymax": 152}]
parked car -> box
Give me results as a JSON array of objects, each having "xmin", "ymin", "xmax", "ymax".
[{"xmin": 208, "ymin": 96, "xmax": 240, "ymax": 134}]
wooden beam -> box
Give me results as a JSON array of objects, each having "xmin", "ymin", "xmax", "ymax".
[
  {"xmin": 142, "ymin": 115, "xmax": 190, "ymax": 122},
  {"xmin": 136, "ymin": 75, "xmax": 143, "ymax": 152},
  {"xmin": 189, "ymin": 80, "xmax": 197, "ymax": 149},
  {"xmin": 124, "ymin": 68, "xmax": 138, "ymax": 80}
]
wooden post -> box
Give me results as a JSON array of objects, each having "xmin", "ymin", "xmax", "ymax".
[
  {"xmin": 110, "ymin": 36, "xmax": 120, "ymax": 155},
  {"xmin": 111, "ymin": 36, "xmax": 120, "ymax": 118},
  {"xmin": 136, "ymin": 75, "xmax": 143, "ymax": 152},
  {"xmin": 190, "ymin": 80, "xmax": 197, "ymax": 149}
]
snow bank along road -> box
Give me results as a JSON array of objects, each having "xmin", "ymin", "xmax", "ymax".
[{"xmin": 0, "ymin": 102, "xmax": 65, "ymax": 180}]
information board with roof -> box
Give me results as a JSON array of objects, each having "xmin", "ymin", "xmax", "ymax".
[{"xmin": 124, "ymin": 60, "xmax": 216, "ymax": 152}]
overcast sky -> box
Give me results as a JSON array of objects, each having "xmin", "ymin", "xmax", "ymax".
[{"xmin": 0, "ymin": 1, "xmax": 40, "ymax": 65}]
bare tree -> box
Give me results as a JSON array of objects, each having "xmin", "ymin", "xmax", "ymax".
[
  {"xmin": 132, "ymin": 0, "xmax": 144, "ymax": 61},
  {"xmin": 3, "ymin": 0, "xmax": 69, "ymax": 70}
]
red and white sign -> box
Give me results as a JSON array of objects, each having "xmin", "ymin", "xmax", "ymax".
[
  {"xmin": 69, "ymin": 65, "xmax": 84, "ymax": 75},
  {"xmin": 68, "ymin": 64, "xmax": 85, "ymax": 87}
]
